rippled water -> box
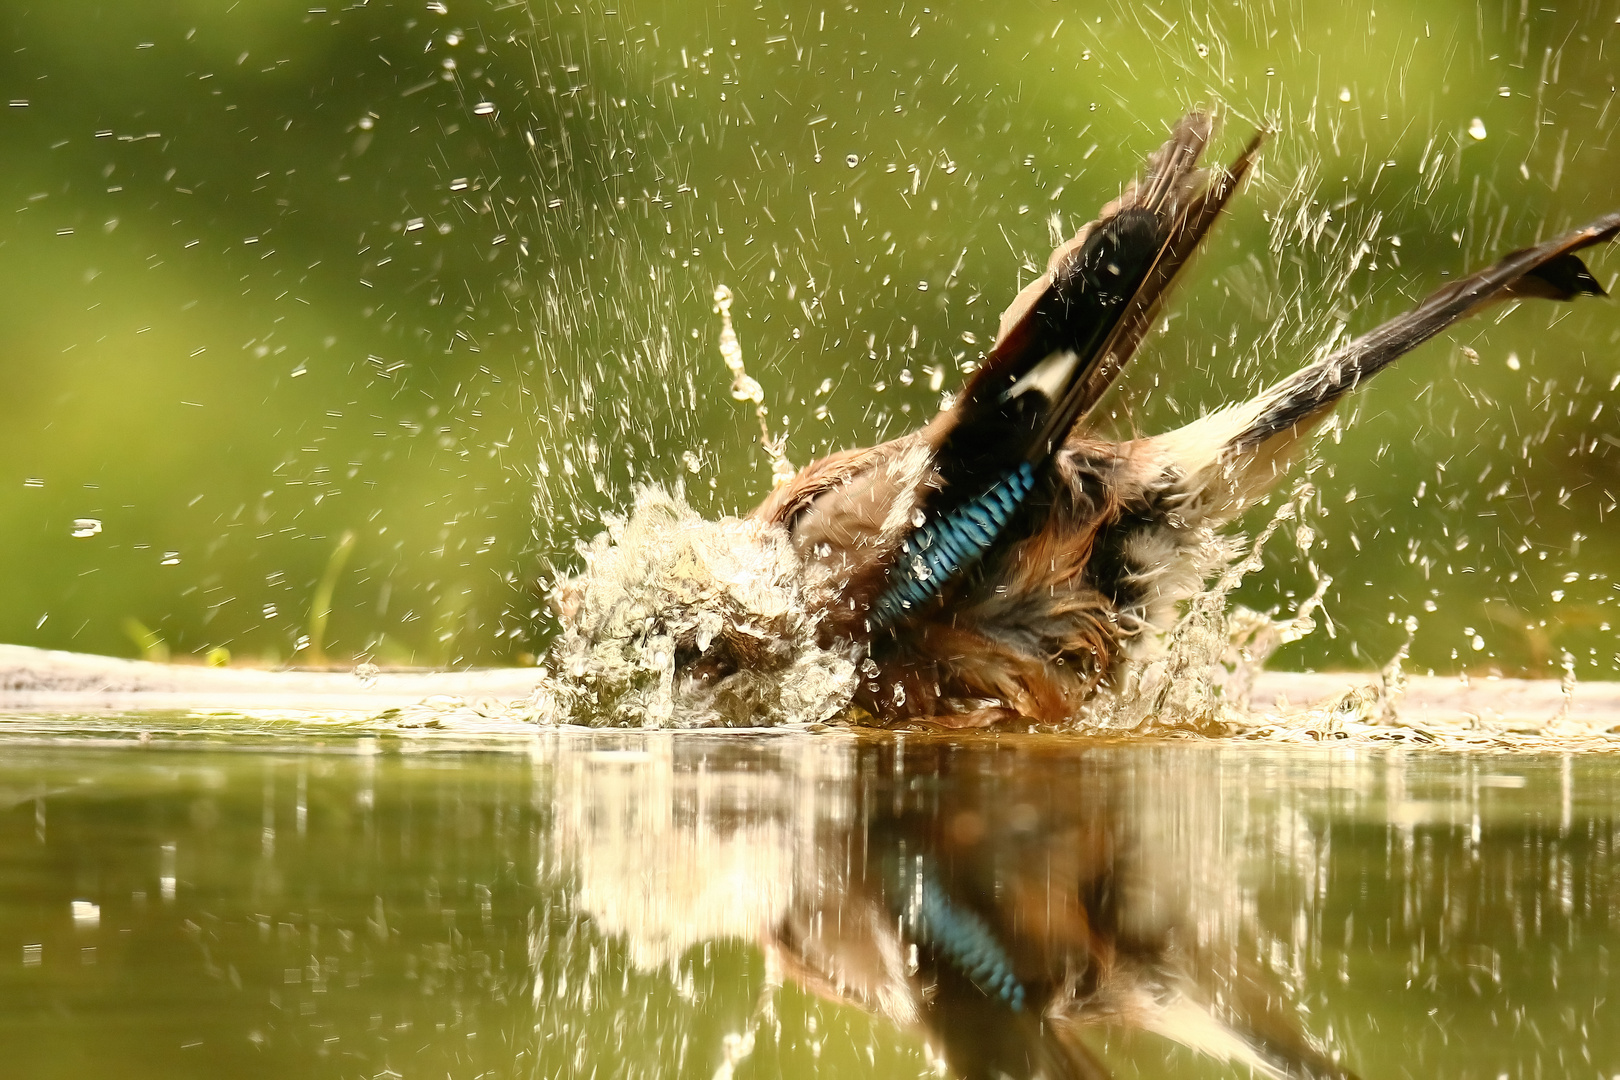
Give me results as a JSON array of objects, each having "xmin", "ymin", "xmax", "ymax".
[{"xmin": 0, "ymin": 717, "xmax": 1615, "ymax": 1079}]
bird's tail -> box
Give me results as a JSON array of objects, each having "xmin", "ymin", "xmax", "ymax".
[{"xmin": 1138, "ymin": 210, "xmax": 1620, "ymax": 520}]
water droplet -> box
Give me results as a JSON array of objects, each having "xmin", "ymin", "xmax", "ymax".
[
  {"xmin": 160, "ymin": 551, "xmax": 181, "ymax": 566},
  {"xmin": 1506, "ymin": 352, "xmax": 1521, "ymax": 371},
  {"xmin": 845, "ymin": 154, "xmax": 859, "ymax": 168},
  {"xmin": 1467, "ymin": 117, "xmax": 1488, "ymax": 140},
  {"xmin": 70, "ymin": 518, "xmax": 102, "ymax": 538},
  {"xmin": 473, "ymin": 101, "xmax": 496, "ymax": 116},
  {"xmin": 1338, "ymin": 87, "xmax": 1351, "ymax": 103}
]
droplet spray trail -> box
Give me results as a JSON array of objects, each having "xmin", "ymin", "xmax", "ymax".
[{"xmin": 713, "ymin": 284, "xmax": 795, "ymax": 486}]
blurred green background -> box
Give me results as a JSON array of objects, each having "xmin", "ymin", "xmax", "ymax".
[{"xmin": 0, "ymin": 0, "xmax": 1616, "ymax": 675}]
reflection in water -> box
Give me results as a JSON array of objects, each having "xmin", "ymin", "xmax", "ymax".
[
  {"xmin": 562, "ymin": 737, "xmax": 1355, "ymax": 1079},
  {"xmin": 776, "ymin": 745, "xmax": 1351, "ymax": 1079},
  {"xmin": 1, "ymin": 726, "xmax": 1619, "ymax": 1077}
]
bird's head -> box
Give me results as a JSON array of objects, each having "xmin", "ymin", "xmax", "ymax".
[{"xmin": 542, "ymin": 486, "xmax": 858, "ymax": 726}]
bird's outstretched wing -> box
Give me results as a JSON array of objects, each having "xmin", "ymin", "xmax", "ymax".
[{"xmin": 760, "ymin": 112, "xmax": 1261, "ymax": 632}]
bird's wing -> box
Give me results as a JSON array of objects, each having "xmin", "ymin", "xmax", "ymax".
[
  {"xmin": 991, "ymin": 120, "xmax": 1266, "ymax": 434},
  {"xmin": 937, "ymin": 112, "xmax": 1259, "ymax": 496},
  {"xmin": 1131, "ymin": 209, "xmax": 1620, "ymax": 523},
  {"xmin": 751, "ymin": 442, "xmax": 895, "ymax": 528},
  {"xmin": 766, "ymin": 112, "xmax": 1260, "ymax": 630},
  {"xmin": 863, "ymin": 114, "xmax": 1258, "ymax": 628}
]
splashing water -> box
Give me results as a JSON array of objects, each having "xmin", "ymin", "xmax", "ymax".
[
  {"xmin": 713, "ymin": 285, "xmax": 795, "ymax": 486},
  {"xmin": 1082, "ymin": 483, "xmax": 1337, "ymax": 732},
  {"xmin": 531, "ymin": 481, "xmax": 1357, "ymax": 732},
  {"xmin": 522, "ymin": 469, "xmax": 1616, "ymax": 745},
  {"xmin": 532, "ymin": 486, "xmax": 855, "ymax": 727}
]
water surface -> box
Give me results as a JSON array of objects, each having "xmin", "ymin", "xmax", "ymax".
[{"xmin": 0, "ymin": 717, "xmax": 1616, "ymax": 1078}]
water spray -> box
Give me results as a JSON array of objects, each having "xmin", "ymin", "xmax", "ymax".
[{"xmin": 713, "ymin": 284, "xmax": 795, "ymax": 486}]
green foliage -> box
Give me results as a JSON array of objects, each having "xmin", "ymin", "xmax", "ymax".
[{"xmin": 0, "ymin": 0, "xmax": 1616, "ymax": 674}]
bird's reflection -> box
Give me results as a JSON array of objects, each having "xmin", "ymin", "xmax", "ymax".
[
  {"xmin": 559, "ymin": 736, "xmax": 1356, "ymax": 1079},
  {"xmin": 771, "ymin": 742, "xmax": 1353, "ymax": 1079}
]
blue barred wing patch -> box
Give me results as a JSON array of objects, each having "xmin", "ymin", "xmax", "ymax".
[
  {"xmin": 896, "ymin": 860, "xmax": 1027, "ymax": 1011},
  {"xmin": 869, "ymin": 461, "xmax": 1037, "ymax": 628}
]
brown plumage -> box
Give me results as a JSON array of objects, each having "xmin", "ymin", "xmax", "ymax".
[
  {"xmin": 747, "ymin": 112, "xmax": 1619, "ymax": 727},
  {"xmin": 548, "ymin": 111, "xmax": 1618, "ymax": 730}
]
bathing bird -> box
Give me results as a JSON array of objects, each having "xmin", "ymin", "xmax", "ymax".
[
  {"xmin": 729, "ymin": 111, "xmax": 1619, "ymax": 727},
  {"xmin": 551, "ymin": 112, "xmax": 1618, "ymax": 729}
]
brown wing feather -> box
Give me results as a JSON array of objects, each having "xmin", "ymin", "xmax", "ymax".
[{"xmin": 990, "ymin": 113, "xmax": 1216, "ymax": 365}]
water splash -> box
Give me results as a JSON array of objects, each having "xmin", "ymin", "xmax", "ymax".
[
  {"xmin": 713, "ymin": 285, "xmax": 795, "ymax": 486},
  {"xmin": 1091, "ymin": 484, "xmax": 1329, "ymax": 732},
  {"xmin": 532, "ymin": 486, "xmax": 855, "ymax": 727},
  {"xmin": 532, "ymin": 482, "xmax": 1340, "ymax": 733},
  {"xmin": 525, "ymin": 481, "xmax": 1613, "ymax": 744}
]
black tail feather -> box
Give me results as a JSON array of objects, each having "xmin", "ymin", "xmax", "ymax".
[{"xmin": 1233, "ymin": 210, "xmax": 1620, "ymax": 455}]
